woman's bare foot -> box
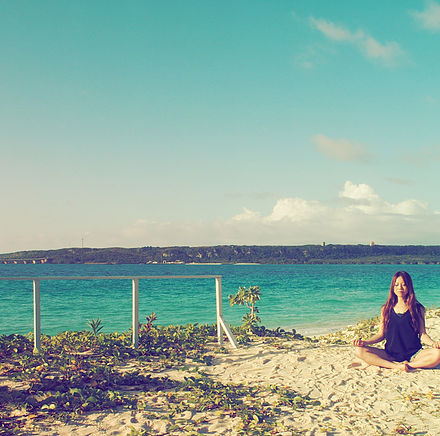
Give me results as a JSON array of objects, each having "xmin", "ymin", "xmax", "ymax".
[{"xmin": 395, "ymin": 361, "xmax": 410, "ymax": 372}]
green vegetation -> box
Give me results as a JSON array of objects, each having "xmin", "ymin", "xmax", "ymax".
[
  {"xmin": 0, "ymin": 316, "xmax": 318, "ymax": 435},
  {"xmin": 229, "ymin": 286, "xmax": 262, "ymax": 333},
  {"xmin": 4, "ymin": 306, "xmax": 435, "ymax": 433},
  {"xmin": 3, "ymin": 244, "xmax": 440, "ymax": 264},
  {"xmin": 317, "ymin": 315, "xmax": 381, "ymax": 346},
  {"xmin": 87, "ymin": 318, "xmax": 103, "ymax": 338}
]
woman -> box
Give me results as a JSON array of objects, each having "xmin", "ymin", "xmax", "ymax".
[{"xmin": 354, "ymin": 271, "xmax": 440, "ymax": 371}]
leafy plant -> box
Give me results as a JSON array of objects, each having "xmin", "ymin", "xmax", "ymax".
[
  {"xmin": 88, "ymin": 318, "xmax": 104, "ymax": 338},
  {"xmin": 394, "ymin": 423, "xmax": 415, "ymax": 434},
  {"xmin": 229, "ymin": 286, "xmax": 262, "ymax": 332},
  {"xmin": 0, "ymin": 318, "xmax": 323, "ymax": 435},
  {"xmin": 267, "ymin": 385, "xmax": 320, "ymax": 409},
  {"xmin": 141, "ymin": 312, "xmax": 157, "ymax": 334}
]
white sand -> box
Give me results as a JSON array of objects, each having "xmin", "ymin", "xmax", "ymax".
[{"xmin": 6, "ymin": 310, "xmax": 440, "ymax": 435}]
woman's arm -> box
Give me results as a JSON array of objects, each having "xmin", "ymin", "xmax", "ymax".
[
  {"xmin": 421, "ymin": 334, "xmax": 440, "ymax": 348},
  {"xmin": 419, "ymin": 307, "xmax": 440, "ymax": 348},
  {"xmin": 353, "ymin": 311, "xmax": 385, "ymax": 347},
  {"xmin": 354, "ymin": 332, "xmax": 385, "ymax": 347}
]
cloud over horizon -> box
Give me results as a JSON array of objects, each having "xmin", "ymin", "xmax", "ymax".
[
  {"xmin": 339, "ymin": 181, "xmax": 428, "ymax": 216},
  {"xmin": 2, "ymin": 182, "xmax": 438, "ymax": 253},
  {"xmin": 3, "ymin": 183, "xmax": 439, "ymax": 254},
  {"xmin": 113, "ymin": 181, "xmax": 439, "ymax": 248}
]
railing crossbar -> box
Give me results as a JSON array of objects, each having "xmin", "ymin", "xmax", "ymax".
[
  {"xmin": 0, "ymin": 275, "xmax": 221, "ymax": 281},
  {"xmin": 0, "ymin": 275, "xmax": 237, "ymax": 353}
]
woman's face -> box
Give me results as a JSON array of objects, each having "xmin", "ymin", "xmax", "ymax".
[{"xmin": 393, "ymin": 276, "xmax": 408, "ymax": 298}]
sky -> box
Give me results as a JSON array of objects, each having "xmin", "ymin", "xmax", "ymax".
[{"xmin": 1, "ymin": 0, "xmax": 440, "ymax": 253}]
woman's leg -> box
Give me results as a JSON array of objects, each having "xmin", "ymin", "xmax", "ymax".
[
  {"xmin": 354, "ymin": 346, "xmax": 408, "ymax": 371},
  {"xmin": 408, "ymin": 348, "xmax": 440, "ymax": 369}
]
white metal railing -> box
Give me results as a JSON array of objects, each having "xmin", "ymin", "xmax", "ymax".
[{"xmin": 0, "ymin": 275, "xmax": 238, "ymax": 352}]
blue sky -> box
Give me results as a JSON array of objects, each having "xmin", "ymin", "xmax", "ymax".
[{"xmin": 2, "ymin": 0, "xmax": 440, "ymax": 252}]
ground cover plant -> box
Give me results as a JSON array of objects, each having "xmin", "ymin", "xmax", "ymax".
[
  {"xmin": 3, "ymin": 308, "xmax": 438, "ymax": 434},
  {"xmin": 0, "ymin": 310, "xmax": 321, "ymax": 435},
  {"xmin": 228, "ymin": 286, "xmax": 308, "ymax": 346}
]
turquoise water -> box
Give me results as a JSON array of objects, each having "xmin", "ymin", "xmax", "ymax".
[{"xmin": 1, "ymin": 264, "xmax": 440, "ymax": 336}]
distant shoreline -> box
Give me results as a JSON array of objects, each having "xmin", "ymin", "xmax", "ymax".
[{"xmin": 2, "ymin": 244, "xmax": 440, "ymax": 265}]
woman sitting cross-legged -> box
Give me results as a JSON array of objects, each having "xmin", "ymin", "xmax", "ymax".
[{"xmin": 353, "ymin": 271, "xmax": 440, "ymax": 372}]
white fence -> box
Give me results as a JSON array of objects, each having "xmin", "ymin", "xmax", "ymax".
[{"xmin": 0, "ymin": 275, "xmax": 238, "ymax": 352}]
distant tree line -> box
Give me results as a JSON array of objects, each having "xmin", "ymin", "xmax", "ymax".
[{"xmin": 2, "ymin": 244, "xmax": 440, "ymax": 264}]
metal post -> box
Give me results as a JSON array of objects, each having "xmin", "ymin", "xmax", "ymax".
[
  {"xmin": 33, "ymin": 279, "xmax": 41, "ymax": 353},
  {"xmin": 219, "ymin": 315, "xmax": 238, "ymax": 349},
  {"xmin": 132, "ymin": 278, "xmax": 139, "ymax": 348},
  {"xmin": 0, "ymin": 274, "xmax": 238, "ymax": 351},
  {"xmin": 215, "ymin": 277, "xmax": 224, "ymax": 345}
]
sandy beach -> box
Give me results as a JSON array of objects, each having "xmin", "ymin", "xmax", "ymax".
[{"xmin": 2, "ymin": 309, "xmax": 440, "ymax": 435}]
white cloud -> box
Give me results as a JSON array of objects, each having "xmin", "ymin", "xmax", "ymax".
[
  {"xmin": 309, "ymin": 17, "xmax": 405, "ymax": 66},
  {"xmin": 361, "ymin": 37, "xmax": 404, "ymax": 65},
  {"xmin": 112, "ymin": 181, "xmax": 437, "ymax": 247},
  {"xmin": 392, "ymin": 199, "xmax": 428, "ymax": 216},
  {"xmin": 11, "ymin": 183, "xmax": 434, "ymax": 251},
  {"xmin": 340, "ymin": 181, "xmax": 383, "ymax": 215},
  {"xmin": 232, "ymin": 208, "xmax": 262, "ymax": 222},
  {"xmin": 411, "ymin": 1, "xmax": 440, "ymax": 31},
  {"xmin": 266, "ymin": 198, "xmax": 327, "ymax": 222},
  {"xmin": 9, "ymin": 180, "xmax": 430, "ymax": 252},
  {"xmin": 309, "ymin": 17, "xmax": 357, "ymax": 42},
  {"xmin": 340, "ymin": 181, "xmax": 379, "ymax": 202},
  {"xmin": 340, "ymin": 181, "xmax": 428, "ymax": 216},
  {"xmin": 313, "ymin": 134, "xmax": 372, "ymax": 162}
]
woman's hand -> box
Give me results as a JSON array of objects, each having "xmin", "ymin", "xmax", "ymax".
[
  {"xmin": 432, "ymin": 340, "xmax": 440, "ymax": 349},
  {"xmin": 353, "ymin": 339, "xmax": 365, "ymax": 347}
]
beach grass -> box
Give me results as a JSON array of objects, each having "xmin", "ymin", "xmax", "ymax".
[
  {"xmin": 1, "ymin": 310, "xmax": 440, "ymax": 435},
  {"xmin": 0, "ymin": 320, "xmax": 318, "ymax": 435}
]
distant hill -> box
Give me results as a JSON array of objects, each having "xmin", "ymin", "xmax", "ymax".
[{"xmin": 2, "ymin": 244, "xmax": 440, "ymax": 264}]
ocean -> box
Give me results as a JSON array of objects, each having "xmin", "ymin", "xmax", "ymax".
[{"xmin": 1, "ymin": 263, "xmax": 440, "ymax": 336}]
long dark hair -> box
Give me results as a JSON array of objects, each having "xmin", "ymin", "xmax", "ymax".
[{"xmin": 382, "ymin": 271, "xmax": 424, "ymax": 334}]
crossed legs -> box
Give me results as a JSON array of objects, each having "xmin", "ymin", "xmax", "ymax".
[
  {"xmin": 355, "ymin": 346, "xmax": 440, "ymax": 371},
  {"xmin": 355, "ymin": 346, "xmax": 408, "ymax": 371},
  {"xmin": 407, "ymin": 348, "xmax": 440, "ymax": 369}
]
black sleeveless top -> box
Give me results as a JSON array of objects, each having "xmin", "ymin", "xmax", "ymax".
[{"xmin": 384, "ymin": 308, "xmax": 422, "ymax": 362}]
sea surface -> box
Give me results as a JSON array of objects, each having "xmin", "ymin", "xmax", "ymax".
[{"xmin": 1, "ymin": 264, "xmax": 440, "ymax": 336}]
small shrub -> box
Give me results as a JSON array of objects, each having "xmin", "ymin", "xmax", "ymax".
[{"xmin": 229, "ymin": 286, "xmax": 262, "ymax": 332}]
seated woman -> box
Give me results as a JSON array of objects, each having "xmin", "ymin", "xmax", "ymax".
[{"xmin": 353, "ymin": 271, "xmax": 440, "ymax": 371}]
